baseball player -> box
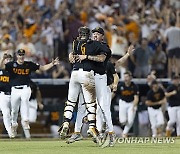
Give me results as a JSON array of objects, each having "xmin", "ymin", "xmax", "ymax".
[
  {"xmin": 5, "ymin": 49, "xmax": 59, "ymax": 138},
  {"xmin": 23, "ymin": 80, "xmax": 43, "ymax": 139},
  {"xmin": 146, "ymin": 80, "xmax": 166, "ymax": 137},
  {"xmin": 117, "ymin": 71, "xmax": 139, "ymax": 138},
  {"xmin": 58, "ymin": 26, "xmax": 109, "ymax": 144},
  {"xmin": 165, "ymin": 75, "xmax": 180, "ymax": 137},
  {"xmin": 0, "ymin": 54, "xmax": 13, "ymax": 138}
]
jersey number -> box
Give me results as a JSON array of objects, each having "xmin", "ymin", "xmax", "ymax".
[{"xmin": 81, "ymin": 43, "xmax": 86, "ymax": 55}]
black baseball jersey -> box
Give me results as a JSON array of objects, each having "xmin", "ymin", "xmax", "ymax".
[
  {"xmin": 106, "ymin": 61, "xmax": 116, "ymax": 86},
  {"xmin": 117, "ymin": 82, "xmax": 139, "ymax": 102},
  {"xmin": 94, "ymin": 42, "xmax": 111, "ymax": 75},
  {"xmin": 72, "ymin": 39, "xmax": 109, "ymax": 72},
  {"xmin": 29, "ymin": 80, "xmax": 39, "ymax": 101},
  {"xmin": 166, "ymin": 84, "xmax": 180, "ymax": 107},
  {"xmin": 146, "ymin": 87, "xmax": 165, "ymax": 109},
  {"xmin": 5, "ymin": 61, "xmax": 40, "ymax": 86},
  {"xmin": 0, "ymin": 69, "xmax": 11, "ymax": 93}
]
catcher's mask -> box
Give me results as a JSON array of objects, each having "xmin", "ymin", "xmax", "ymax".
[{"xmin": 78, "ymin": 26, "xmax": 90, "ymax": 39}]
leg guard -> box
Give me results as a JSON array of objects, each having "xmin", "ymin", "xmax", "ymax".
[
  {"xmin": 64, "ymin": 100, "xmax": 76, "ymax": 122},
  {"xmin": 86, "ymin": 101, "xmax": 96, "ymax": 128}
]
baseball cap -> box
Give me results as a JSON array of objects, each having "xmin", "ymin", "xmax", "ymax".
[
  {"xmin": 17, "ymin": 49, "xmax": 25, "ymax": 55},
  {"xmin": 92, "ymin": 27, "xmax": 104, "ymax": 35}
]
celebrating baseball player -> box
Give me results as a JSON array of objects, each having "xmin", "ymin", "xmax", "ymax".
[
  {"xmin": 0, "ymin": 54, "xmax": 13, "ymax": 138},
  {"xmin": 165, "ymin": 75, "xmax": 180, "ymax": 137},
  {"xmin": 146, "ymin": 80, "xmax": 166, "ymax": 137},
  {"xmin": 5, "ymin": 49, "xmax": 59, "ymax": 138},
  {"xmin": 58, "ymin": 26, "xmax": 109, "ymax": 145},
  {"xmin": 117, "ymin": 71, "xmax": 139, "ymax": 138}
]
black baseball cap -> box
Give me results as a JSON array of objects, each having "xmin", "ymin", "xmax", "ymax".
[
  {"xmin": 92, "ymin": 27, "xmax": 104, "ymax": 35},
  {"xmin": 17, "ymin": 49, "xmax": 25, "ymax": 55}
]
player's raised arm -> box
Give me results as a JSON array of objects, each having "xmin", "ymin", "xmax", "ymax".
[
  {"xmin": 115, "ymin": 45, "xmax": 135, "ymax": 67},
  {"xmin": 39, "ymin": 57, "xmax": 60, "ymax": 71}
]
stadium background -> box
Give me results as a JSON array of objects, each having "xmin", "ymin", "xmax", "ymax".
[{"xmin": 0, "ymin": 0, "xmax": 180, "ymax": 138}]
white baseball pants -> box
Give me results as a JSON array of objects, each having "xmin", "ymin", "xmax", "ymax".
[
  {"xmin": 0, "ymin": 92, "xmax": 12, "ymax": 137},
  {"xmin": 74, "ymin": 92, "xmax": 86, "ymax": 132},
  {"xmin": 28, "ymin": 99, "xmax": 38, "ymax": 123},
  {"xmin": 148, "ymin": 107, "xmax": 164, "ymax": 137},
  {"xmin": 64, "ymin": 69, "xmax": 96, "ymax": 128},
  {"xmin": 166, "ymin": 106, "xmax": 180, "ymax": 136},
  {"xmin": 95, "ymin": 73, "xmax": 113, "ymax": 133},
  {"xmin": 119, "ymin": 99, "xmax": 137, "ymax": 134},
  {"xmin": 11, "ymin": 86, "xmax": 31, "ymax": 127}
]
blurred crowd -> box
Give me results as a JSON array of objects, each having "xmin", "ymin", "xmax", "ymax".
[{"xmin": 0, "ymin": 0, "xmax": 179, "ymax": 78}]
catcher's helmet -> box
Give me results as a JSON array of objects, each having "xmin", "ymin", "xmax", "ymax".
[{"xmin": 78, "ymin": 26, "xmax": 90, "ymax": 38}]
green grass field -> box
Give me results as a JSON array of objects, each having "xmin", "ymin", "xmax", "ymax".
[{"xmin": 0, "ymin": 138, "xmax": 179, "ymax": 154}]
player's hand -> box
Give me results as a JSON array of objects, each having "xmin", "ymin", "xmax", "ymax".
[
  {"xmin": 171, "ymin": 90, "xmax": 177, "ymax": 95},
  {"xmin": 112, "ymin": 84, "xmax": 117, "ymax": 92},
  {"xmin": 52, "ymin": 57, "xmax": 60, "ymax": 65},
  {"xmin": 76, "ymin": 55, "xmax": 87, "ymax": 63},
  {"xmin": 69, "ymin": 52, "xmax": 75, "ymax": 63},
  {"xmin": 38, "ymin": 103, "xmax": 44, "ymax": 110},
  {"xmin": 127, "ymin": 45, "xmax": 135, "ymax": 56}
]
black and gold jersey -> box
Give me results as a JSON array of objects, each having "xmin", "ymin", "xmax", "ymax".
[
  {"xmin": 146, "ymin": 87, "xmax": 165, "ymax": 109},
  {"xmin": 72, "ymin": 39, "xmax": 109, "ymax": 72},
  {"xmin": 5, "ymin": 61, "xmax": 40, "ymax": 86},
  {"xmin": 93, "ymin": 42, "xmax": 111, "ymax": 75},
  {"xmin": 0, "ymin": 69, "xmax": 11, "ymax": 93},
  {"xmin": 166, "ymin": 84, "xmax": 180, "ymax": 107},
  {"xmin": 117, "ymin": 82, "xmax": 139, "ymax": 102}
]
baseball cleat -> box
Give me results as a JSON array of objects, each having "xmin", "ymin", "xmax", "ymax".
[
  {"xmin": 109, "ymin": 133, "xmax": 116, "ymax": 147},
  {"xmin": 66, "ymin": 133, "xmax": 83, "ymax": 144},
  {"xmin": 23, "ymin": 121, "xmax": 30, "ymax": 130},
  {"xmin": 11, "ymin": 123, "xmax": 18, "ymax": 138},
  {"xmin": 87, "ymin": 127, "xmax": 102, "ymax": 146},
  {"xmin": 58, "ymin": 122, "xmax": 69, "ymax": 139}
]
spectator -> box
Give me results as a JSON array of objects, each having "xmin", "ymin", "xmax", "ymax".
[
  {"xmin": 164, "ymin": 19, "xmax": 180, "ymax": 77},
  {"xmin": 151, "ymin": 43, "xmax": 167, "ymax": 78},
  {"xmin": 132, "ymin": 38, "xmax": 153, "ymax": 78}
]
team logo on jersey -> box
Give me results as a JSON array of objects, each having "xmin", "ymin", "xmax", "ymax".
[
  {"xmin": 121, "ymin": 86, "xmax": 124, "ymax": 90},
  {"xmin": 13, "ymin": 63, "xmax": 17, "ymax": 67},
  {"xmin": 13, "ymin": 68, "xmax": 30, "ymax": 75},
  {"xmin": 0, "ymin": 76, "xmax": 9, "ymax": 82},
  {"xmin": 0, "ymin": 71, "xmax": 3, "ymax": 75}
]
